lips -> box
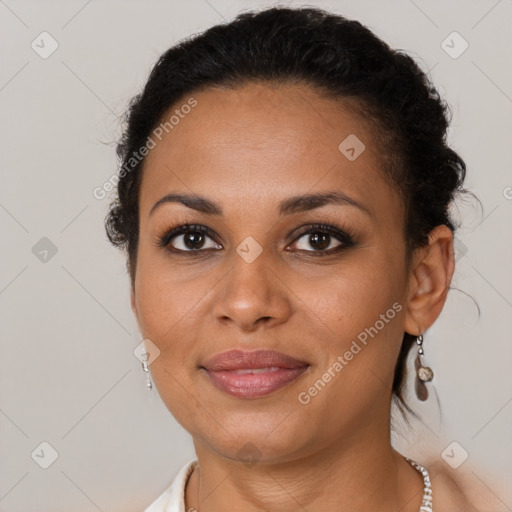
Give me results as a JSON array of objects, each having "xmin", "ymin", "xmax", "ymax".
[
  {"xmin": 201, "ymin": 349, "xmax": 310, "ymax": 399},
  {"xmin": 202, "ymin": 349, "xmax": 308, "ymax": 371}
]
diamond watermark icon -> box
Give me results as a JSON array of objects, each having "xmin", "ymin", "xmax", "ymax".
[
  {"xmin": 31, "ymin": 31, "xmax": 59, "ymax": 59},
  {"xmin": 441, "ymin": 31, "xmax": 468, "ymax": 59},
  {"xmin": 32, "ymin": 237, "xmax": 58, "ymax": 263},
  {"xmin": 453, "ymin": 237, "xmax": 468, "ymax": 262},
  {"xmin": 31, "ymin": 441, "xmax": 59, "ymax": 469},
  {"xmin": 338, "ymin": 134, "xmax": 365, "ymax": 161},
  {"xmin": 236, "ymin": 236, "xmax": 263, "ymax": 263},
  {"xmin": 236, "ymin": 442, "xmax": 262, "ymax": 467},
  {"xmin": 441, "ymin": 441, "xmax": 469, "ymax": 469},
  {"xmin": 133, "ymin": 338, "xmax": 161, "ymax": 365}
]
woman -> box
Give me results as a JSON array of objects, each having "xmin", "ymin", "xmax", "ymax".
[{"xmin": 105, "ymin": 6, "xmax": 480, "ymax": 511}]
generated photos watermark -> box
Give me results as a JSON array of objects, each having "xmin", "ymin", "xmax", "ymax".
[
  {"xmin": 298, "ymin": 301, "xmax": 403, "ymax": 405},
  {"xmin": 93, "ymin": 96, "xmax": 198, "ymax": 200}
]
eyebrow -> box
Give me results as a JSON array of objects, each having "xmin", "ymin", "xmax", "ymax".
[{"xmin": 149, "ymin": 191, "xmax": 371, "ymax": 217}]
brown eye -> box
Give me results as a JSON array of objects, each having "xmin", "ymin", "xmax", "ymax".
[
  {"xmin": 295, "ymin": 231, "xmax": 340, "ymax": 251},
  {"xmin": 289, "ymin": 224, "xmax": 355, "ymax": 255},
  {"xmin": 158, "ymin": 224, "xmax": 222, "ymax": 253}
]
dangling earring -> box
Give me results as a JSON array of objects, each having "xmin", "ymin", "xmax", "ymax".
[
  {"xmin": 414, "ymin": 334, "xmax": 434, "ymax": 401},
  {"xmin": 141, "ymin": 351, "xmax": 153, "ymax": 391}
]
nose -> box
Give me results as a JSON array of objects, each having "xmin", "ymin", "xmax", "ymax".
[{"xmin": 212, "ymin": 250, "xmax": 293, "ymax": 333}]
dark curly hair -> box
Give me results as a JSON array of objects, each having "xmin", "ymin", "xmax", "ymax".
[{"xmin": 105, "ymin": 6, "xmax": 466, "ymax": 415}]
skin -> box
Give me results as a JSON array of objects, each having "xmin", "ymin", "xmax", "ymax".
[{"xmin": 130, "ymin": 82, "xmax": 464, "ymax": 511}]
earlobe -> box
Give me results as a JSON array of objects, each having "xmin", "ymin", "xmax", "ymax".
[{"xmin": 403, "ymin": 225, "xmax": 455, "ymax": 336}]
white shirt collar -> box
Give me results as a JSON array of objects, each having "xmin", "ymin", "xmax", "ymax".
[{"xmin": 144, "ymin": 459, "xmax": 198, "ymax": 512}]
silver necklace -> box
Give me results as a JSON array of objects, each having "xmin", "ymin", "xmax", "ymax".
[
  {"xmin": 189, "ymin": 458, "xmax": 433, "ymax": 512},
  {"xmin": 405, "ymin": 457, "xmax": 433, "ymax": 512}
]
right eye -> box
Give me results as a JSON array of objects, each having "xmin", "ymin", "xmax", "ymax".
[{"xmin": 158, "ymin": 224, "xmax": 223, "ymax": 253}]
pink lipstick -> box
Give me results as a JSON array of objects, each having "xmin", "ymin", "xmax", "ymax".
[{"xmin": 201, "ymin": 349, "xmax": 309, "ymax": 399}]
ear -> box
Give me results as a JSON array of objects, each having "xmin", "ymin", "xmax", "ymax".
[{"xmin": 403, "ymin": 225, "xmax": 455, "ymax": 336}]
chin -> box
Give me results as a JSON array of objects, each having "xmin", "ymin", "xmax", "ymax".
[{"xmin": 191, "ymin": 413, "xmax": 316, "ymax": 465}]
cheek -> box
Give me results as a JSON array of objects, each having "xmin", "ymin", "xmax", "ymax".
[
  {"xmin": 293, "ymin": 283, "xmax": 405, "ymax": 438},
  {"xmin": 301, "ymin": 255, "xmax": 405, "ymax": 336},
  {"xmin": 134, "ymin": 246, "xmax": 204, "ymax": 338},
  {"xmin": 133, "ymin": 251, "xmax": 225, "ymax": 388},
  {"xmin": 298, "ymin": 256, "xmax": 406, "ymax": 397},
  {"xmin": 133, "ymin": 259, "xmax": 205, "ymax": 424}
]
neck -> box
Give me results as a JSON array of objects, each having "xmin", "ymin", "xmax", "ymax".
[{"xmin": 185, "ymin": 421, "xmax": 425, "ymax": 512}]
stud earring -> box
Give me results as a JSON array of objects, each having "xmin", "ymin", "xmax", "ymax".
[
  {"xmin": 414, "ymin": 334, "xmax": 433, "ymax": 401},
  {"xmin": 141, "ymin": 351, "xmax": 153, "ymax": 391}
]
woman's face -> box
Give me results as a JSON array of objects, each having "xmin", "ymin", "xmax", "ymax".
[{"xmin": 132, "ymin": 82, "xmax": 415, "ymax": 463}]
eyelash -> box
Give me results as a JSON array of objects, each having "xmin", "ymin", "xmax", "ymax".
[{"xmin": 156, "ymin": 222, "xmax": 356, "ymax": 257}]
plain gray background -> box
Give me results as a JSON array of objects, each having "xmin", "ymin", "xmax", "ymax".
[{"xmin": 1, "ymin": 0, "xmax": 511, "ymax": 510}]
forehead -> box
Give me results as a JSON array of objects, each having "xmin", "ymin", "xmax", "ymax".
[{"xmin": 139, "ymin": 82, "xmax": 401, "ymax": 221}]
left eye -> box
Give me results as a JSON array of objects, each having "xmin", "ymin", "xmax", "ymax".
[
  {"xmin": 294, "ymin": 232, "xmax": 341, "ymax": 252},
  {"xmin": 291, "ymin": 226, "xmax": 351, "ymax": 253}
]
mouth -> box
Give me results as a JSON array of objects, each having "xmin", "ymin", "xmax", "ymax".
[{"xmin": 200, "ymin": 349, "xmax": 310, "ymax": 399}]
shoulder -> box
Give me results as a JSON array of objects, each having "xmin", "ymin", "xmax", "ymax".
[{"xmin": 428, "ymin": 460, "xmax": 512, "ymax": 512}]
